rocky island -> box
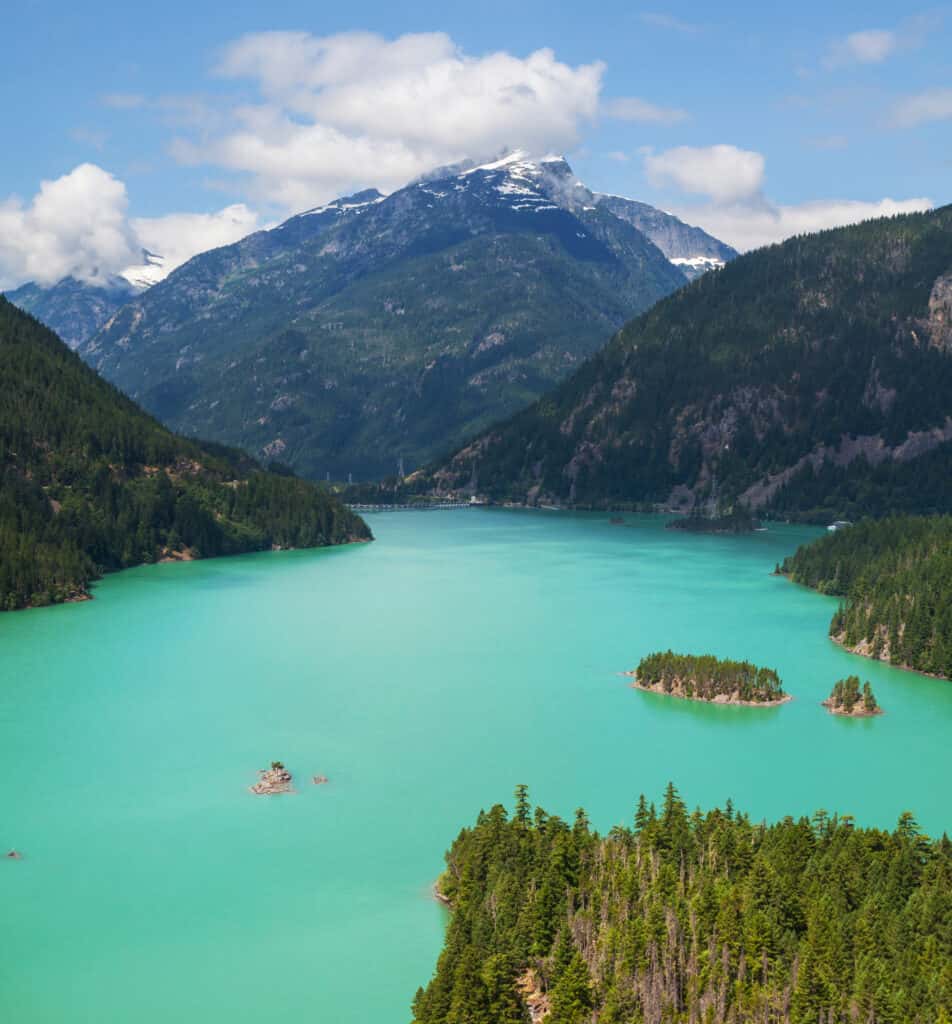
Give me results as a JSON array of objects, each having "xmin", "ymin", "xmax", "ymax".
[
  {"xmin": 628, "ymin": 651, "xmax": 790, "ymax": 705},
  {"xmin": 249, "ymin": 761, "xmax": 294, "ymax": 795},
  {"xmin": 822, "ymin": 676, "xmax": 883, "ymax": 717}
]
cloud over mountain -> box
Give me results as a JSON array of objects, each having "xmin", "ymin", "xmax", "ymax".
[
  {"xmin": 170, "ymin": 30, "xmax": 605, "ymax": 210},
  {"xmin": 0, "ymin": 165, "xmax": 261, "ymax": 289}
]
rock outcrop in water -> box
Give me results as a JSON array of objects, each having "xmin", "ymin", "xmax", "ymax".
[{"xmin": 250, "ymin": 761, "xmax": 294, "ymax": 795}]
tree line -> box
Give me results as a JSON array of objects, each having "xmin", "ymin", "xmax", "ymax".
[
  {"xmin": 412, "ymin": 784, "xmax": 951, "ymax": 1024},
  {"xmin": 781, "ymin": 516, "xmax": 952, "ymax": 678},
  {"xmin": 0, "ymin": 297, "xmax": 370, "ymax": 610},
  {"xmin": 635, "ymin": 651, "xmax": 786, "ymax": 703}
]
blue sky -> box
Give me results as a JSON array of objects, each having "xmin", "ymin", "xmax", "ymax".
[{"xmin": 2, "ymin": 0, "xmax": 949, "ymax": 285}]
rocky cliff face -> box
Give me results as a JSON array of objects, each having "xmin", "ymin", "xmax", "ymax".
[{"xmin": 80, "ymin": 154, "xmax": 702, "ymax": 480}]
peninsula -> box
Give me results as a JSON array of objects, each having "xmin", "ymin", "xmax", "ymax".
[
  {"xmin": 822, "ymin": 676, "xmax": 883, "ymax": 717},
  {"xmin": 628, "ymin": 650, "xmax": 790, "ymax": 705}
]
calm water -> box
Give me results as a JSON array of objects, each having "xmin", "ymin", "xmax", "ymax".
[{"xmin": 1, "ymin": 510, "xmax": 950, "ymax": 1022}]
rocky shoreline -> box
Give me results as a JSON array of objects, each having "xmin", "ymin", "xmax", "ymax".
[
  {"xmin": 250, "ymin": 761, "xmax": 294, "ymax": 795},
  {"xmin": 821, "ymin": 698, "xmax": 884, "ymax": 717},
  {"xmin": 627, "ymin": 673, "xmax": 792, "ymax": 707}
]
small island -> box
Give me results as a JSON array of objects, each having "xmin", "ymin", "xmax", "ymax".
[
  {"xmin": 628, "ymin": 651, "xmax": 790, "ymax": 705},
  {"xmin": 822, "ymin": 676, "xmax": 883, "ymax": 717},
  {"xmin": 250, "ymin": 760, "xmax": 294, "ymax": 795}
]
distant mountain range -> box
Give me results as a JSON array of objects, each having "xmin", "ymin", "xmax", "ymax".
[
  {"xmin": 12, "ymin": 151, "xmax": 727, "ymax": 480},
  {"xmin": 422, "ymin": 205, "xmax": 952, "ymax": 522}
]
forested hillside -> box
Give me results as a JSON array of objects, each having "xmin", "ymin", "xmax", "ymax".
[
  {"xmin": 781, "ymin": 516, "xmax": 952, "ymax": 678},
  {"xmin": 0, "ymin": 297, "xmax": 370, "ymax": 611},
  {"xmin": 425, "ymin": 206, "xmax": 952, "ymax": 520},
  {"xmin": 80, "ymin": 155, "xmax": 689, "ymax": 480},
  {"xmin": 413, "ymin": 786, "xmax": 952, "ymax": 1024}
]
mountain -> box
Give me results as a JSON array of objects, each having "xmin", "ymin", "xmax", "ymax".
[
  {"xmin": 423, "ymin": 206, "xmax": 952, "ymax": 521},
  {"xmin": 0, "ymin": 296, "xmax": 370, "ymax": 612},
  {"xmin": 5, "ymin": 275, "xmax": 137, "ymax": 350},
  {"xmin": 594, "ymin": 194, "xmax": 738, "ymax": 279},
  {"xmin": 79, "ymin": 153, "xmax": 715, "ymax": 480}
]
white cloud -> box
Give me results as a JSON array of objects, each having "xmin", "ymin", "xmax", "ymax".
[
  {"xmin": 640, "ymin": 145, "xmax": 930, "ymax": 250},
  {"xmin": 827, "ymin": 29, "xmax": 897, "ymax": 67},
  {"xmin": 0, "ymin": 164, "xmax": 261, "ymax": 289},
  {"xmin": 669, "ymin": 196, "xmax": 932, "ymax": 252},
  {"xmin": 171, "ymin": 30, "xmax": 604, "ymax": 211},
  {"xmin": 645, "ymin": 144, "xmax": 765, "ymax": 203},
  {"xmin": 603, "ymin": 96, "xmax": 688, "ymax": 124},
  {"xmin": 131, "ymin": 204, "xmax": 262, "ymax": 272},
  {"xmin": 891, "ymin": 87, "xmax": 952, "ymax": 127},
  {"xmin": 0, "ymin": 164, "xmax": 137, "ymax": 288}
]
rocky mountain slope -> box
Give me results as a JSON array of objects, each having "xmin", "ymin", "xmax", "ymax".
[
  {"xmin": 0, "ymin": 296, "xmax": 369, "ymax": 611},
  {"xmin": 5, "ymin": 275, "xmax": 137, "ymax": 350},
  {"xmin": 78, "ymin": 154, "xmax": 728, "ymax": 480},
  {"xmin": 424, "ymin": 206, "xmax": 952, "ymax": 521}
]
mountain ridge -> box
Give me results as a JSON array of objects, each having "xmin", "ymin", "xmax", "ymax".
[
  {"xmin": 419, "ymin": 205, "xmax": 952, "ymax": 521},
  {"xmin": 78, "ymin": 153, "xmax": 732, "ymax": 479}
]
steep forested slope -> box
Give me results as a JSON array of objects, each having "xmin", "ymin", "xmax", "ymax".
[
  {"xmin": 413, "ymin": 786, "xmax": 952, "ymax": 1024},
  {"xmin": 782, "ymin": 516, "xmax": 952, "ymax": 677},
  {"xmin": 80, "ymin": 156, "xmax": 690, "ymax": 480},
  {"xmin": 426, "ymin": 207, "xmax": 952, "ymax": 520},
  {"xmin": 0, "ymin": 297, "xmax": 369, "ymax": 611}
]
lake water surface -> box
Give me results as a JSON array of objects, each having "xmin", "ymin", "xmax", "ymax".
[{"xmin": 1, "ymin": 510, "xmax": 949, "ymax": 1022}]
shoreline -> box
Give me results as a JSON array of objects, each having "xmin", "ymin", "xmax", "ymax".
[
  {"xmin": 627, "ymin": 673, "xmax": 792, "ymax": 707},
  {"xmin": 821, "ymin": 699, "xmax": 884, "ymax": 718},
  {"xmin": 829, "ymin": 633, "xmax": 949, "ymax": 682},
  {"xmin": 6, "ymin": 534, "xmax": 373, "ymax": 616}
]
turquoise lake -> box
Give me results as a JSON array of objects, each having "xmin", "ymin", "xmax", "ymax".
[{"xmin": 1, "ymin": 510, "xmax": 950, "ymax": 1022}]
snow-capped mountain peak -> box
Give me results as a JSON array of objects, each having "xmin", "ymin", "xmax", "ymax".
[{"xmin": 120, "ymin": 249, "xmax": 167, "ymax": 290}]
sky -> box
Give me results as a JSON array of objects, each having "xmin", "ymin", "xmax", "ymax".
[{"xmin": 1, "ymin": 0, "xmax": 949, "ymax": 287}]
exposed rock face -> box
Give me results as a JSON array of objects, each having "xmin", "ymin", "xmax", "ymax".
[
  {"xmin": 249, "ymin": 762, "xmax": 294, "ymax": 795},
  {"xmin": 928, "ymin": 271, "xmax": 952, "ymax": 351}
]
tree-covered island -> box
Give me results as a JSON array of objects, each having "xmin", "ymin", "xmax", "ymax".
[
  {"xmin": 822, "ymin": 677, "xmax": 883, "ymax": 717},
  {"xmin": 629, "ymin": 651, "xmax": 789, "ymax": 705},
  {"xmin": 781, "ymin": 515, "xmax": 952, "ymax": 679},
  {"xmin": 413, "ymin": 785, "xmax": 951, "ymax": 1024}
]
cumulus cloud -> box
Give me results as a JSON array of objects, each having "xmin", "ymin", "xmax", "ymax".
[
  {"xmin": 0, "ymin": 164, "xmax": 261, "ymax": 289},
  {"xmin": 891, "ymin": 87, "xmax": 952, "ymax": 127},
  {"xmin": 675, "ymin": 196, "xmax": 933, "ymax": 252},
  {"xmin": 603, "ymin": 96, "xmax": 688, "ymax": 124},
  {"xmin": 824, "ymin": 15, "xmax": 938, "ymax": 69},
  {"xmin": 645, "ymin": 144, "xmax": 765, "ymax": 204},
  {"xmin": 131, "ymin": 204, "xmax": 262, "ymax": 272},
  {"xmin": 0, "ymin": 164, "xmax": 138, "ymax": 288},
  {"xmin": 170, "ymin": 30, "xmax": 604, "ymax": 211},
  {"xmin": 640, "ymin": 145, "xmax": 930, "ymax": 251}
]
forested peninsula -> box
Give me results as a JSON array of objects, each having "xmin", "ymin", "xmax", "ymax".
[
  {"xmin": 414, "ymin": 786, "xmax": 951, "ymax": 1024},
  {"xmin": 630, "ymin": 651, "xmax": 789, "ymax": 705},
  {"xmin": 781, "ymin": 516, "xmax": 952, "ymax": 679},
  {"xmin": 0, "ymin": 298, "xmax": 371, "ymax": 611}
]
